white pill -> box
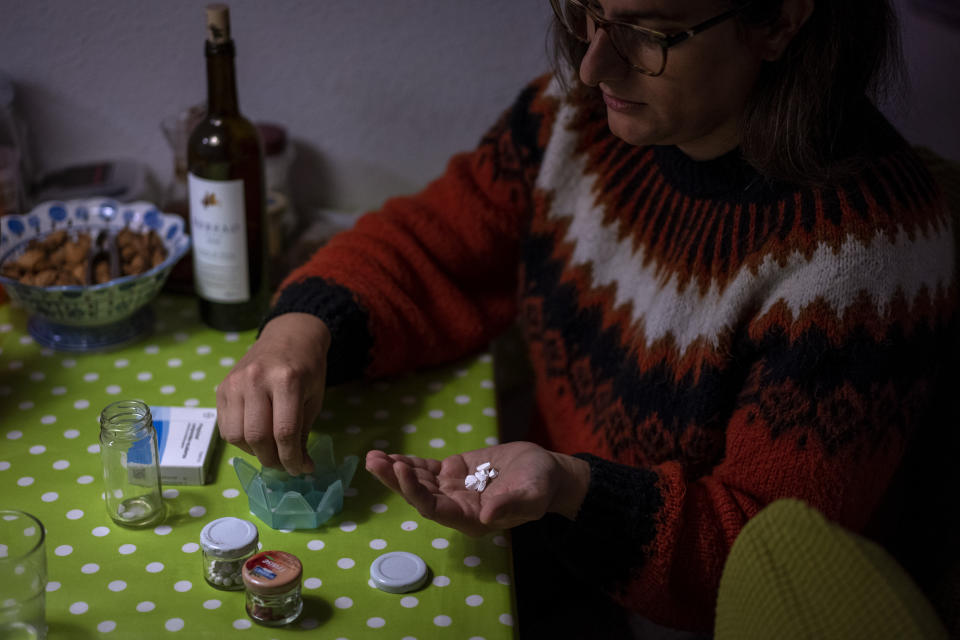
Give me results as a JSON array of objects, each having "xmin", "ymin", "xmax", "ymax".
[
  {"xmin": 474, "ymin": 468, "xmax": 488, "ymax": 481},
  {"xmin": 488, "ymin": 469, "xmax": 498, "ymax": 478},
  {"xmin": 476, "ymin": 462, "xmax": 491, "ymax": 471},
  {"xmin": 475, "ymin": 478, "xmax": 487, "ymax": 492},
  {"xmin": 464, "ymin": 475, "xmax": 479, "ymax": 489}
]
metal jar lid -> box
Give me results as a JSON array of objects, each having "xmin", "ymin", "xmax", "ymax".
[
  {"xmin": 370, "ymin": 551, "xmax": 428, "ymax": 594},
  {"xmin": 199, "ymin": 517, "xmax": 259, "ymax": 558}
]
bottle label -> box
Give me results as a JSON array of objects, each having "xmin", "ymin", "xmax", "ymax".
[{"xmin": 188, "ymin": 173, "xmax": 250, "ymax": 303}]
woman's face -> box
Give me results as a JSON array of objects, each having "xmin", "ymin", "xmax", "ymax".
[{"xmin": 577, "ymin": 0, "xmax": 766, "ymax": 159}]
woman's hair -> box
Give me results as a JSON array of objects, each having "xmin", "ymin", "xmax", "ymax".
[{"xmin": 550, "ymin": 0, "xmax": 906, "ymax": 185}]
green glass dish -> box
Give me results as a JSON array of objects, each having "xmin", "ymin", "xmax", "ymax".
[{"xmin": 232, "ymin": 434, "xmax": 358, "ymax": 530}]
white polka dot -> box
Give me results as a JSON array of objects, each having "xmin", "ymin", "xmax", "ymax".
[
  {"xmin": 8, "ymin": 360, "xmax": 23, "ymax": 370},
  {"xmin": 0, "ymin": 323, "xmax": 10, "ymax": 332},
  {"xmin": 29, "ymin": 444, "xmax": 46, "ymax": 454},
  {"xmin": 434, "ymin": 615, "xmax": 452, "ymax": 627},
  {"xmin": 232, "ymin": 619, "xmax": 251, "ymax": 630},
  {"xmin": 219, "ymin": 357, "xmax": 234, "ymax": 367},
  {"xmin": 136, "ymin": 601, "xmax": 155, "ymax": 612},
  {"xmin": 6, "ymin": 430, "xmax": 22, "ymax": 440},
  {"xmin": 160, "ymin": 385, "xmax": 175, "ymax": 394},
  {"xmin": 62, "ymin": 358, "xmax": 76, "ymax": 368},
  {"xmin": 334, "ymin": 597, "xmax": 353, "ymax": 609},
  {"xmin": 183, "ymin": 398, "xmax": 199, "ymax": 407},
  {"xmin": 369, "ymin": 539, "xmax": 387, "ymax": 550},
  {"xmin": 0, "ymin": 461, "xmax": 8, "ymax": 471},
  {"xmin": 366, "ymin": 617, "xmax": 385, "ymax": 628},
  {"xmin": 46, "ymin": 581, "xmax": 61, "ymax": 592},
  {"xmin": 483, "ymin": 407, "xmax": 497, "ymax": 417},
  {"xmin": 63, "ymin": 429, "xmax": 79, "ymax": 439},
  {"xmin": 91, "ymin": 526, "xmax": 110, "ymax": 537},
  {"xmin": 496, "ymin": 573, "xmax": 511, "ymax": 585},
  {"xmin": 162, "ymin": 488, "xmax": 179, "ymax": 499},
  {"xmin": 97, "ymin": 620, "xmax": 117, "ymax": 632},
  {"xmin": 83, "ymin": 373, "xmax": 98, "ymax": 382},
  {"xmin": 455, "ymin": 395, "xmax": 470, "ymax": 404},
  {"xmin": 136, "ymin": 372, "xmax": 152, "ymax": 381},
  {"xmin": 118, "ymin": 544, "xmax": 136, "ymax": 554},
  {"xmin": 493, "ymin": 535, "xmax": 507, "ymax": 547},
  {"xmin": 368, "ymin": 579, "xmax": 377, "ymax": 589},
  {"xmin": 401, "ymin": 424, "xmax": 417, "ymax": 434},
  {"xmin": 456, "ymin": 423, "xmax": 473, "ymax": 433},
  {"xmin": 113, "ymin": 358, "xmax": 129, "ymax": 368},
  {"xmin": 401, "ymin": 520, "xmax": 418, "ymax": 531},
  {"xmin": 337, "ymin": 558, "xmax": 355, "ymax": 569},
  {"xmin": 339, "ymin": 521, "xmax": 357, "ymax": 532},
  {"xmin": 307, "ymin": 539, "xmax": 325, "ymax": 551},
  {"xmin": 196, "ymin": 345, "xmax": 211, "ymax": 355},
  {"xmin": 66, "ymin": 509, "xmax": 83, "ymax": 520},
  {"xmin": 300, "ymin": 619, "xmax": 319, "ymax": 630},
  {"xmin": 73, "ymin": 399, "xmax": 90, "ymax": 410},
  {"xmin": 464, "ymin": 555, "xmax": 481, "ymax": 567},
  {"xmin": 81, "ymin": 563, "xmax": 99, "ymax": 574},
  {"xmin": 189, "ymin": 371, "xmax": 205, "ymax": 381},
  {"xmin": 373, "ymin": 410, "xmax": 389, "ymax": 420},
  {"xmin": 429, "ymin": 438, "xmax": 445, "ymax": 448},
  {"xmin": 466, "ymin": 594, "xmax": 484, "ymax": 606},
  {"xmin": 77, "ymin": 474, "xmax": 94, "ymax": 484},
  {"xmin": 86, "ymin": 444, "xmax": 99, "ymax": 453},
  {"xmin": 17, "ymin": 476, "xmax": 34, "ymax": 487},
  {"xmin": 401, "ymin": 395, "xmax": 416, "ymax": 405},
  {"xmin": 174, "ymin": 580, "xmax": 192, "ymax": 592},
  {"xmin": 69, "ymin": 601, "xmax": 88, "ymax": 614},
  {"xmin": 55, "ymin": 544, "xmax": 73, "ymax": 556},
  {"xmin": 165, "ymin": 618, "xmax": 184, "ymax": 631},
  {"xmin": 18, "ymin": 401, "xmax": 33, "ymax": 410},
  {"xmin": 400, "ymin": 596, "xmax": 418, "ymax": 608},
  {"xmin": 345, "ymin": 425, "xmax": 361, "ymax": 435},
  {"xmin": 372, "ymin": 438, "xmax": 389, "ymax": 449},
  {"xmin": 225, "ymin": 332, "xmax": 239, "ymax": 342},
  {"xmin": 428, "ymin": 381, "xmax": 444, "ymax": 392},
  {"xmin": 433, "ymin": 575, "xmax": 450, "ymax": 587},
  {"xmin": 304, "ymin": 577, "xmax": 322, "ymax": 589},
  {"xmin": 201, "ymin": 599, "xmax": 220, "ymax": 610},
  {"xmin": 144, "ymin": 345, "xmax": 159, "ymax": 354},
  {"xmin": 181, "ymin": 542, "xmax": 199, "ymax": 553},
  {"xmin": 105, "ymin": 385, "xmax": 121, "ymax": 395},
  {"xmin": 485, "ymin": 436, "xmax": 499, "ymax": 446},
  {"xmin": 41, "ymin": 492, "xmax": 58, "ymax": 502},
  {"xmin": 108, "ymin": 580, "xmax": 126, "ymax": 591},
  {"xmin": 146, "ymin": 562, "xmax": 164, "ymax": 573},
  {"xmin": 188, "ymin": 506, "xmax": 206, "ymax": 518},
  {"xmin": 428, "ymin": 409, "xmax": 444, "ymax": 419},
  {"xmin": 481, "ymin": 379, "xmax": 494, "ymax": 388},
  {"xmin": 167, "ymin": 358, "xmax": 182, "ymax": 368},
  {"xmin": 174, "ymin": 331, "xmax": 189, "ymax": 342},
  {"xmin": 29, "ymin": 371, "xmax": 45, "ymax": 382},
  {"xmin": 344, "ymin": 487, "xmax": 358, "ymax": 497},
  {"xmin": 499, "ymin": 613, "xmax": 514, "ymax": 626},
  {"xmin": 222, "ymin": 488, "xmax": 239, "ymax": 498}
]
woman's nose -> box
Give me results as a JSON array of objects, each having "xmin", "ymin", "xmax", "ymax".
[{"xmin": 578, "ymin": 27, "xmax": 628, "ymax": 87}]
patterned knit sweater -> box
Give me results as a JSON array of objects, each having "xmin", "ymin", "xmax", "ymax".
[{"xmin": 268, "ymin": 74, "xmax": 957, "ymax": 630}]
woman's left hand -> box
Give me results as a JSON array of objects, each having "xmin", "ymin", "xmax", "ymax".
[{"xmin": 365, "ymin": 441, "xmax": 590, "ymax": 537}]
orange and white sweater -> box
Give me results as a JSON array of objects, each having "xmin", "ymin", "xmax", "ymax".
[{"xmin": 266, "ymin": 75, "xmax": 956, "ymax": 630}]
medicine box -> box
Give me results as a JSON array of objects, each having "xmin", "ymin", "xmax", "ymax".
[{"xmin": 151, "ymin": 405, "xmax": 219, "ymax": 485}]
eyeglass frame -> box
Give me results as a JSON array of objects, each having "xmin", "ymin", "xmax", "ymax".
[{"xmin": 550, "ymin": 0, "xmax": 755, "ymax": 77}]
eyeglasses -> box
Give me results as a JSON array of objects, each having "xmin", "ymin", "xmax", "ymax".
[{"xmin": 550, "ymin": 0, "xmax": 751, "ymax": 76}]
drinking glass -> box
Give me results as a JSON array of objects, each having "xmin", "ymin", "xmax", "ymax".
[{"xmin": 0, "ymin": 510, "xmax": 47, "ymax": 639}]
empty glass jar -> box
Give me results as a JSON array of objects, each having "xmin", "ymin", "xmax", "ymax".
[{"xmin": 98, "ymin": 400, "xmax": 165, "ymax": 527}]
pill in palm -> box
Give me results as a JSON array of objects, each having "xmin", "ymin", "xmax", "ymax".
[{"xmin": 464, "ymin": 462, "xmax": 498, "ymax": 493}]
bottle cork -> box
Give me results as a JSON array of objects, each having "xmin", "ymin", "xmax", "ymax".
[{"xmin": 205, "ymin": 4, "xmax": 231, "ymax": 44}]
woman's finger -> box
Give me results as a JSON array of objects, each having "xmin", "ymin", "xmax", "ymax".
[
  {"xmin": 244, "ymin": 390, "xmax": 281, "ymax": 469},
  {"xmin": 365, "ymin": 452, "xmax": 402, "ymax": 493},
  {"xmin": 395, "ymin": 461, "xmax": 438, "ymax": 519}
]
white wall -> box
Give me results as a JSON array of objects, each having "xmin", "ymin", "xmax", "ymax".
[{"xmin": 1, "ymin": 0, "xmax": 957, "ymax": 221}]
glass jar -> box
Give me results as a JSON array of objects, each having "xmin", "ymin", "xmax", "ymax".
[
  {"xmin": 200, "ymin": 517, "xmax": 259, "ymax": 590},
  {"xmin": 242, "ymin": 551, "xmax": 303, "ymax": 626},
  {"xmin": 98, "ymin": 400, "xmax": 165, "ymax": 527}
]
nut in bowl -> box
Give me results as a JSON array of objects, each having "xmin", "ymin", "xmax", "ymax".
[{"xmin": 0, "ymin": 199, "xmax": 190, "ymax": 351}]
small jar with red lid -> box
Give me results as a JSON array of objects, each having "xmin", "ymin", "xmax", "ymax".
[{"xmin": 241, "ymin": 550, "xmax": 303, "ymax": 626}]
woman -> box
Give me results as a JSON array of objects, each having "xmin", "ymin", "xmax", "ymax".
[{"xmin": 216, "ymin": 0, "xmax": 955, "ymax": 635}]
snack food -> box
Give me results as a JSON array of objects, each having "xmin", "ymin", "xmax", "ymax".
[{"xmin": 0, "ymin": 227, "xmax": 167, "ymax": 286}]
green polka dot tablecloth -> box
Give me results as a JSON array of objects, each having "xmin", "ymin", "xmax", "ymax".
[{"xmin": 0, "ymin": 294, "xmax": 518, "ymax": 639}]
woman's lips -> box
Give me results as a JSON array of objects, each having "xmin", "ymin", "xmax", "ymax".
[{"xmin": 602, "ymin": 92, "xmax": 645, "ymax": 113}]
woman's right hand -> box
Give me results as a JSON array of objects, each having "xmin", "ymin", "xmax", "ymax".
[{"xmin": 215, "ymin": 312, "xmax": 332, "ymax": 476}]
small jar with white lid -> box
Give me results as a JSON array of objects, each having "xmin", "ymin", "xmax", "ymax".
[{"xmin": 200, "ymin": 516, "xmax": 259, "ymax": 590}]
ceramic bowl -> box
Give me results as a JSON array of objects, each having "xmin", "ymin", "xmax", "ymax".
[{"xmin": 0, "ymin": 199, "xmax": 190, "ymax": 350}]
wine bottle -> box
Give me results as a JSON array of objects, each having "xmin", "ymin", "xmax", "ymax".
[{"xmin": 187, "ymin": 3, "xmax": 267, "ymax": 331}]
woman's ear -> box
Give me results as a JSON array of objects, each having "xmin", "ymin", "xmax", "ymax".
[{"xmin": 757, "ymin": 0, "xmax": 814, "ymax": 61}]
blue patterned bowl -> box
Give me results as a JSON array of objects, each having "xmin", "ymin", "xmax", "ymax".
[{"xmin": 0, "ymin": 199, "xmax": 190, "ymax": 350}]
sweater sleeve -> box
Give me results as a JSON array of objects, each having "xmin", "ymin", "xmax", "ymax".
[
  {"xmin": 265, "ymin": 75, "xmax": 556, "ymax": 383},
  {"xmin": 521, "ymin": 201, "xmax": 957, "ymax": 631}
]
